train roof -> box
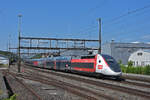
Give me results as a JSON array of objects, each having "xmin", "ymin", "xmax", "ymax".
[{"xmin": 28, "ymin": 54, "xmax": 113, "ymax": 61}]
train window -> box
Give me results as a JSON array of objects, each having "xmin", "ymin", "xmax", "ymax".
[
  {"xmin": 102, "ymin": 54, "xmax": 121, "ymax": 72},
  {"xmin": 81, "ymin": 56, "xmax": 95, "ymax": 59},
  {"xmin": 106, "ymin": 59, "xmax": 114, "ymax": 62}
]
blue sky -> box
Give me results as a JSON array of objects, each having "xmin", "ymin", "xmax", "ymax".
[{"xmin": 0, "ymin": 0, "xmax": 150, "ymax": 50}]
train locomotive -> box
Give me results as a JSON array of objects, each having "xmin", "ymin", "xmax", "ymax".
[{"xmin": 26, "ymin": 54, "xmax": 122, "ymax": 78}]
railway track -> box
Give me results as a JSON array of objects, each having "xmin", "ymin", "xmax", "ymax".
[
  {"xmin": 7, "ymin": 70, "xmax": 115, "ymax": 100},
  {"xmin": 23, "ymin": 65, "xmax": 150, "ymax": 100},
  {"xmin": 24, "ymin": 64, "xmax": 150, "ymax": 87},
  {"xmin": 120, "ymin": 79, "xmax": 150, "ymax": 88},
  {"xmin": 122, "ymin": 74, "xmax": 150, "ymax": 83},
  {"xmin": 3, "ymin": 70, "xmax": 43, "ymax": 100}
]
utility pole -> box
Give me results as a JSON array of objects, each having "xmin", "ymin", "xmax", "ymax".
[
  {"xmin": 98, "ymin": 18, "xmax": 101, "ymax": 54},
  {"xmin": 8, "ymin": 35, "xmax": 11, "ymax": 52},
  {"xmin": 8, "ymin": 34, "xmax": 11, "ymax": 69},
  {"xmin": 18, "ymin": 14, "xmax": 22, "ymax": 73}
]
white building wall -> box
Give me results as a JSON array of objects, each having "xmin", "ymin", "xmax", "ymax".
[
  {"xmin": 0, "ymin": 57, "xmax": 9, "ymax": 65},
  {"xmin": 128, "ymin": 50, "xmax": 150, "ymax": 66}
]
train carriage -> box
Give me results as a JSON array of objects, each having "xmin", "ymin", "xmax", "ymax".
[
  {"xmin": 26, "ymin": 54, "xmax": 122, "ymax": 78},
  {"xmin": 54, "ymin": 56, "xmax": 71, "ymax": 71},
  {"xmin": 70, "ymin": 54, "xmax": 122, "ymax": 77}
]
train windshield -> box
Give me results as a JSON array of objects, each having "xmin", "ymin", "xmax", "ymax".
[{"xmin": 102, "ymin": 55, "xmax": 121, "ymax": 72}]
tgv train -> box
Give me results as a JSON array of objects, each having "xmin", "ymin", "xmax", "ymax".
[{"xmin": 25, "ymin": 54, "xmax": 122, "ymax": 78}]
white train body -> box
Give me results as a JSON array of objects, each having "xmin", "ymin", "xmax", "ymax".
[{"xmin": 96, "ymin": 54, "xmax": 122, "ymax": 76}]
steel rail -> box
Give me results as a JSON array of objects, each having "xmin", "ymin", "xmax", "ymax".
[
  {"xmin": 24, "ymin": 65, "xmax": 150, "ymax": 99},
  {"xmin": 25, "ymin": 70, "xmax": 117, "ymax": 100},
  {"xmin": 9, "ymin": 72, "xmax": 99, "ymax": 100},
  {"xmin": 4, "ymin": 71, "xmax": 43, "ymax": 100},
  {"xmin": 122, "ymin": 75, "xmax": 150, "ymax": 83}
]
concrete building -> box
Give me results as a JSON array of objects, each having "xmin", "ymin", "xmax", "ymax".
[
  {"xmin": 128, "ymin": 50, "xmax": 150, "ymax": 66},
  {"xmin": 102, "ymin": 41, "xmax": 150, "ymax": 65},
  {"xmin": 60, "ymin": 49, "xmax": 99, "ymax": 56}
]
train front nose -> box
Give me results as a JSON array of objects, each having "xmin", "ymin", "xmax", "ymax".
[
  {"xmin": 110, "ymin": 65, "xmax": 121, "ymax": 72},
  {"xmin": 115, "ymin": 72, "xmax": 122, "ymax": 76},
  {"xmin": 106, "ymin": 67, "xmax": 122, "ymax": 76}
]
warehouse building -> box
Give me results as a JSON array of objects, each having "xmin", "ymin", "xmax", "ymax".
[
  {"xmin": 102, "ymin": 41, "xmax": 150, "ymax": 65},
  {"xmin": 128, "ymin": 50, "xmax": 150, "ymax": 66}
]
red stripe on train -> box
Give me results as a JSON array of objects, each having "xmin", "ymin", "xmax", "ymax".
[
  {"xmin": 71, "ymin": 59, "xmax": 95, "ymax": 63},
  {"xmin": 94, "ymin": 54, "xmax": 98, "ymax": 71},
  {"xmin": 73, "ymin": 67, "xmax": 95, "ymax": 72},
  {"xmin": 33, "ymin": 61, "xmax": 38, "ymax": 66}
]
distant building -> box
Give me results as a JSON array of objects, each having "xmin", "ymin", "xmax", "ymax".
[
  {"xmin": 102, "ymin": 41, "xmax": 150, "ymax": 65},
  {"xmin": 0, "ymin": 55, "xmax": 9, "ymax": 66},
  {"xmin": 60, "ymin": 50, "xmax": 98, "ymax": 56},
  {"xmin": 128, "ymin": 50, "xmax": 150, "ymax": 66}
]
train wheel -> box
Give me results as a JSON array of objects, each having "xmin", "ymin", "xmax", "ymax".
[
  {"xmin": 115, "ymin": 77, "xmax": 125, "ymax": 81},
  {"xmin": 96, "ymin": 74, "xmax": 104, "ymax": 79}
]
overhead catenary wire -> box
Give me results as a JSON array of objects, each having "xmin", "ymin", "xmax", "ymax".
[
  {"xmin": 100, "ymin": 4, "xmax": 150, "ymax": 43},
  {"xmin": 75, "ymin": 0, "xmax": 108, "ymax": 36},
  {"xmin": 104, "ymin": 4, "xmax": 150, "ymax": 26},
  {"xmin": 103, "ymin": 13, "xmax": 150, "ymax": 36},
  {"xmin": 79, "ymin": 3, "xmax": 150, "ymax": 36}
]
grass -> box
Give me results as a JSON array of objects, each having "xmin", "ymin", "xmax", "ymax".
[
  {"xmin": 3, "ymin": 94, "xmax": 17, "ymax": 100},
  {"xmin": 121, "ymin": 64, "xmax": 150, "ymax": 75},
  {"xmin": 0, "ymin": 64, "xmax": 8, "ymax": 67}
]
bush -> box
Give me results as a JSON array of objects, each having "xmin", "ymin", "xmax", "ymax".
[
  {"xmin": 128, "ymin": 61, "xmax": 133, "ymax": 67},
  {"xmin": 120, "ymin": 65, "xmax": 126, "ymax": 73},
  {"xmin": 143, "ymin": 65, "xmax": 150, "ymax": 75},
  {"xmin": 121, "ymin": 64, "xmax": 150, "ymax": 75}
]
